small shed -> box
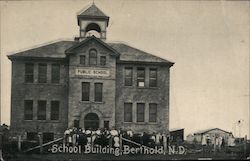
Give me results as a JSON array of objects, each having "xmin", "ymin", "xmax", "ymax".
[
  {"xmin": 170, "ymin": 128, "xmax": 184, "ymax": 143},
  {"xmin": 193, "ymin": 128, "xmax": 234, "ymax": 145}
]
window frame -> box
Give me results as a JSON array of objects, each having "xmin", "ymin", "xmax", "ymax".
[
  {"xmin": 124, "ymin": 67, "xmax": 133, "ymax": 86},
  {"xmin": 51, "ymin": 64, "xmax": 60, "ymax": 83},
  {"xmin": 80, "ymin": 55, "xmax": 86, "ymax": 65},
  {"xmin": 94, "ymin": 83, "xmax": 103, "ymax": 102},
  {"xmin": 38, "ymin": 63, "xmax": 47, "ymax": 83},
  {"xmin": 24, "ymin": 100, "xmax": 33, "ymax": 120},
  {"xmin": 100, "ymin": 56, "xmax": 106, "ymax": 66},
  {"xmin": 24, "ymin": 63, "xmax": 34, "ymax": 83},
  {"xmin": 149, "ymin": 103, "xmax": 157, "ymax": 122},
  {"xmin": 89, "ymin": 49, "xmax": 97, "ymax": 66},
  {"xmin": 149, "ymin": 68, "xmax": 157, "ymax": 87},
  {"xmin": 136, "ymin": 103, "xmax": 145, "ymax": 122},
  {"xmin": 82, "ymin": 82, "xmax": 90, "ymax": 101},
  {"xmin": 124, "ymin": 103, "xmax": 133, "ymax": 122},
  {"xmin": 37, "ymin": 100, "xmax": 46, "ymax": 120},
  {"xmin": 137, "ymin": 67, "xmax": 145, "ymax": 87},
  {"xmin": 50, "ymin": 101, "xmax": 60, "ymax": 120}
]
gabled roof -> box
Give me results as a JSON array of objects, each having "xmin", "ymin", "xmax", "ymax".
[
  {"xmin": 78, "ymin": 3, "xmax": 109, "ymax": 18},
  {"xmin": 194, "ymin": 128, "xmax": 232, "ymax": 135},
  {"xmin": 65, "ymin": 36, "xmax": 119, "ymax": 57},
  {"xmin": 8, "ymin": 38, "xmax": 174, "ymax": 66}
]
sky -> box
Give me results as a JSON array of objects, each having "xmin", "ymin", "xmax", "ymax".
[{"xmin": 1, "ymin": 0, "xmax": 249, "ymax": 138}]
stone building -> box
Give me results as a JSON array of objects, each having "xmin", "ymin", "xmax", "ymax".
[{"xmin": 8, "ymin": 3, "xmax": 174, "ymax": 142}]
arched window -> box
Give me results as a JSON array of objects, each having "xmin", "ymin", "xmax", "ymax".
[{"xmin": 89, "ymin": 49, "xmax": 97, "ymax": 65}]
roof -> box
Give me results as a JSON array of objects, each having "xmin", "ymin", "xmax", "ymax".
[
  {"xmin": 108, "ymin": 43, "xmax": 174, "ymax": 65},
  {"xmin": 8, "ymin": 41, "xmax": 77, "ymax": 60},
  {"xmin": 170, "ymin": 128, "xmax": 184, "ymax": 132},
  {"xmin": 78, "ymin": 3, "xmax": 108, "ymax": 18},
  {"xmin": 194, "ymin": 128, "xmax": 232, "ymax": 135},
  {"xmin": 8, "ymin": 39, "xmax": 174, "ymax": 65}
]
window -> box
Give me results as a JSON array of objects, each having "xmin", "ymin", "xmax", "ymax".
[
  {"xmin": 137, "ymin": 68, "xmax": 145, "ymax": 87},
  {"xmin": 104, "ymin": 121, "xmax": 109, "ymax": 129},
  {"xmin": 51, "ymin": 101, "xmax": 59, "ymax": 120},
  {"xmin": 149, "ymin": 68, "xmax": 157, "ymax": 87},
  {"xmin": 51, "ymin": 64, "xmax": 60, "ymax": 83},
  {"xmin": 94, "ymin": 83, "xmax": 103, "ymax": 102},
  {"xmin": 38, "ymin": 63, "xmax": 47, "ymax": 83},
  {"xmin": 27, "ymin": 132, "xmax": 37, "ymax": 141},
  {"xmin": 100, "ymin": 56, "xmax": 106, "ymax": 66},
  {"xmin": 25, "ymin": 63, "xmax": 34, "ymax": 83},
  {"xmin": 37, "ymin": 100, "xmax": 46, "ymax": 120},
  {"xmin": 80, "ymin": 55, "xmax": 86, "ymax": 65},
  {"xmin": 149, "ymin": 103, "xmax": 157, "ymax": 122},
  {"xmin": 24, "ymin": 100, "xmax": 33, "ymax": 120},
  {"xmin": 125, "ymin": 67, "xmax": 133, "ymax": 86},
  {"xmin": 74, "ymin": 120, "xmax": 80, "ymax": 128},
  {"xmin": 82, "ymin": 82, "xmax": 90, "ymax": 101},
  {"xmin": 136, "ymin": 103, "xmax": 145, "ymax": 122},
  {"xmin": 89, "ymin": 49, "xmax": 97, "ymax": 65},
  {"xmin": 124, "ymin": 103, "xmax": 132, "ymax": 122}
]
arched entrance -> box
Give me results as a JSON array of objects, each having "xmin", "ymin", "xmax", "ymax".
[{"xmin": 84, "ymin": 113, "xmax": 99, "ymax": 130}]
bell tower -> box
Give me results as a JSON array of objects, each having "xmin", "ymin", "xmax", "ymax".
[{"xmin": 76, "ymin": 3, "xmax": 109, "ymax": 41}]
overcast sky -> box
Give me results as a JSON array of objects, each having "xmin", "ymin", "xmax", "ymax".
[{"xmin": 1, "ymin": 0, "xmax": 249, "ymax": 138}]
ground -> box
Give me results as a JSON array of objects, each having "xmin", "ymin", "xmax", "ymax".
[{"xmin": 3, "ymin": 152, "xmax": 246, "ymax": 161}]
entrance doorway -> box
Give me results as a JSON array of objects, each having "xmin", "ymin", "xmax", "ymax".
[{"xmin": 84, "ymin": 113, "xmax": 99, "ymax": 130}]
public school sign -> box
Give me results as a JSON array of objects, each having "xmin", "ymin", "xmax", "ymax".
[{"xmin": 75, "ymin": 68, "xmax": 110, "ymax": 77}]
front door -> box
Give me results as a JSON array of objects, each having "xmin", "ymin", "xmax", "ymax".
[{"xmin": 84, "ymin": 113, "xmax": 99, "ymax": 130}]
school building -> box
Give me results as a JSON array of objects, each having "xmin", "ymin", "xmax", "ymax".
[{"xmin": 8, "ymin": 3, "xmax": 174, "ymax": 142}]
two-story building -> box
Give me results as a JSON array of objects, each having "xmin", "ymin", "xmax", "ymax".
[{"xmin": 8, "ymin": 3, "xmax": 174, "ymax": 142}]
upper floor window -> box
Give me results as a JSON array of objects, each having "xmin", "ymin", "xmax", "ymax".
[
  {"xmin": 136, "ymin": 103, "xmax": 145, "ymax": 122},
  {"xmin": 149, "ymin": 68, "xmax": 157, "ymax": 87},
  {"xmin": 137, "ymin": 68, "xmax": 145, "ymax": 87},
  {"xmin": 51, "ymin": 101, "xmax": 59, "ymax": 120},
  {"xmin": 124, "ymin": 103, "xmax": 132, "ymax": 122},
  {"xmin": 94, "ymin": 83, "xmax": 103, "ymax": 102},
  {"xmin": 24, "ymin": 100, "xmax": 33, "ymax": 120},
  {"xmin": 149, "ymin": 103, "xmax": 157, "ymax": 122},
  {"xmin": 125, "ymin": 67, "xmax": 133, "ymax": 86},
  {"xmin": 51, "ymin": 64, "xmax": 60, "ymax": 83},
  {"xmin": 38, "ymin": 63, "xmax": 47, "ymax": 83},
  {"xmin": 80, "ymin": 55, "xmax": 86, "ymax": 65},
  {"xmin": 82, "ymin": 82, "xmax": 90, "ymax": 101},
  {"xmin": 25, "ymin": 63, "xmax": 34, "ymax": 83},
  {"xmin": 100, "ymin": 56, "xmax": 106, "ymax": 66},
  {"xmin": 89, "ymin": 49, "xmax": 97, "ymax": 65},
  {"xmin": 37, "ymin": 100, "xmax": 46, "ymax": 120}
]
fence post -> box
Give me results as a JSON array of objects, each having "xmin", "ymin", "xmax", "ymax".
[
  {"xmin": 119, "ymin": 134, "xmax": 122, "ymax": 155},
  {"xmin": 38, "ymin": 133, "xmax": 43, "ymax": 153},
  {"xmin": 18, "ymin": 135, "xmax": 21, "ymax": 152}
]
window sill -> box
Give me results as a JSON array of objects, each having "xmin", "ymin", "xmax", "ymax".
[
  {"xmin": 80, "ymin": 101, "xmax": 104, "ymax": 104},
  {"xmin": 24, "ymin": 83, "xmax": 63, "ymax": 86}
]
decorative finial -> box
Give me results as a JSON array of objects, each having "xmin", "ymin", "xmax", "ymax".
[{"xmin": 92, "ymin": 0, "xmax": 95, "ymax": 5}]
